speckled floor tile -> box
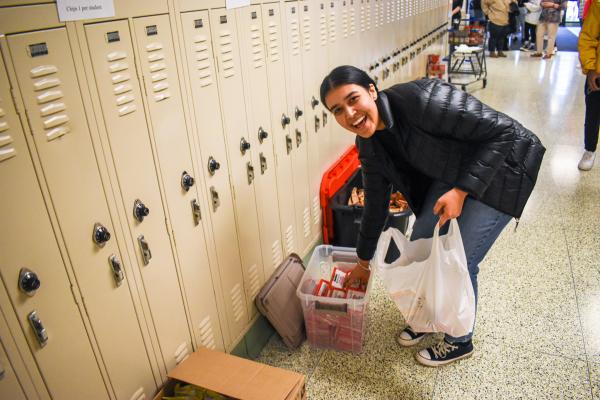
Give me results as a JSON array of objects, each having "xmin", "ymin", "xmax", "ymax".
[
  {"xmin": 591, "ymin": 361, "xmax": 600, "ymax": 400},
  {"xmin": 255, "ymin": 334, "xmax": 324, "ymax": 378},
  {"xmin": 434, "ymin": 336, "xmax": 592, "ymax": 400}
]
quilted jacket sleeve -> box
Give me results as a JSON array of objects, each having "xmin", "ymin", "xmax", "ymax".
[
  {"xmin": 400, "ymin": 79, "xmax": 517, "ymax": 199},
  {"xmin": 356, "ymin": 156, "xmax": 392, "ymax": 261}
]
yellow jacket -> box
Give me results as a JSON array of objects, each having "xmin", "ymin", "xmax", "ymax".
[{"xmin": 579, "ymin": 0, "xmax": 600, "ymax": 73}]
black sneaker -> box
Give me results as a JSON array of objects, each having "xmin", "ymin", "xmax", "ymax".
[
  {"xmin": 415, "ymin": 339, "xmax": 474, "ymax": 367},
  {"xmin": 396, "ymin": 327, "xmax": 426, "ymax": 347}
]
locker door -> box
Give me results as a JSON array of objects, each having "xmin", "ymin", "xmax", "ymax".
[
  {"xmin": 282, "ymin": 1, "xmax": 312, "ymax": 254},
  {"xmin": 179, "ymin": 11, "xmax": 248, "ymax": 344},
  {"xmin": 299, "ymin": 1, "xmax": 322, "ymax": 245},
  {"xmin": 326, "ymin": 0, "xmax": 344, "ymax": 159},
  {"xmin": 84, "ymin": 20, "xmax": 192, "ymax": 371},
  {"xmin": 209, "ymin": 8, "xmax": 265, "ymax": 317},
  {"xmin": 316, "ymin": 0, "xmax": 333, "ymax": 171},
  {"xmin": 235, "ymin": 6, "xmax": 284, "ymax": 278},
  {"xmin": 0, "ymin": 43, "xmax": 108, "ymax": 399},
  {"xmin": 131, "ymin": 14, "xmax": 225, "ymax": 353},
  {"xmin": 0, "ymin": 333, "xmax": 27, "ymax": 400},
  {"xmin": 261, "ymin": 3, "xmax": 299, "ymax": 257}
]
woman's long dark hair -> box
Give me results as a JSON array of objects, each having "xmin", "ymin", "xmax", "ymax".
[{"xmin": 320, "ymin": 65, "xmax": 378, "ymax": 110}]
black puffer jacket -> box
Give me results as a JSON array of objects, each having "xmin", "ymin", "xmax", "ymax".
[{"xmin": 356, "ymin": 79, "xmax": 545, "ymax": 261}]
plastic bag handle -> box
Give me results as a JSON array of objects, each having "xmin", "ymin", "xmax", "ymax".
[
  {"xmin": 374, "ymin": 227, "xmax": 410, "ymax": 269},
  {"xmin": 430, "ymin": 219, "xmax": 462, "ymax": 261}
]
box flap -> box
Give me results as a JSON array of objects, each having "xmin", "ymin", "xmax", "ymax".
[{"xmin": 168, "ymin": 348, "xmax": 304, "ymax": 400}]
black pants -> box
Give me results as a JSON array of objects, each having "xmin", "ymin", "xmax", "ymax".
[
  {"xmin": 488, "ymin": 22, "xmax": 508, "ymax": 52},
  {"xmin": 584, "ymin": 82, "xmax": 600, "ymax": 152},
  {"xmin": 523, "ymin": 22, "xmax": 536, "ymax": 43}
]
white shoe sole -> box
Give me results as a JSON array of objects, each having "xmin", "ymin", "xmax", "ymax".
[
  {"xmin": 415, "ymin": 349, "xmax": 474, "ymax": 367},
  {"xmin": 396, "ymin": 333, "xmax": 426, "ymax": 347}
]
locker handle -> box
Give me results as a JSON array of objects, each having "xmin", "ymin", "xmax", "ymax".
[
  {"xmin": 191, "ymin": 199, "xmax": 202, "ymax": 225},
  {"xmin": 295, "ymin": 129, "xmax": 302, "ymax": 148},
  {"xmin": 286, "ymin": 135, "xmax": 293, "ymax": 154},
  {"xmin": 247, "ymin": 162, "xmax": 255, "ymax": 184},
  {"xmin": 315, "ymin": 115, "xmax": 321, "ymax": 132},
  {"xmin": 258, "ymin": 127, "xmax": 269, "ymax": 143},
  {"xmin": 109, "ymin": 255, "xmax": 125, "ymax": 287},
  {"xmin": 240, "ymin": 137, "xmax": 251, "ymax": 155},
  {"xmin": 294, "ymin": 106, "xmax": 303, "ymax": 120},
  {"xmin": 322, "ymin": 111, "xmax": 328, "ymax": 127},
  {"xmin": 259, "ymin": 153, "xmax": 267, "ymax": 174},
  {"xmin": 137, "ymin": 235, "xmax": 152, "ymax": 266},
  {"xmin": 281, "ymin": 113, "xmax": 291, "ymax": 128},
  {"xmin": 208, "ymin": 157, "xmax": 221, "ymax": 175},
  {"xmin": 210, "ymin": 186, "xmax": 220, "ymax": 211},
  {"xmin": 27, "ymin": 311, "xmax": 48, "ymax": 347}
]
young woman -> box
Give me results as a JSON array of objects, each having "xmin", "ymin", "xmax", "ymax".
[{"xmin": 321, "ymin": 66, "xmax": 545, "ymax": 367}]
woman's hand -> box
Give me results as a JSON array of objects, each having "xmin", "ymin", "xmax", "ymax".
[
  {"xmin": 344, "ymin": 259, "xmax": 371, "ymax": 290},
  {"xmin": 587, "ymin": 71, "xmax": 600, "ymax": 91},
  {"xmin": 433, "ymin": 188, "xmax": 468, "ymax": 228}
]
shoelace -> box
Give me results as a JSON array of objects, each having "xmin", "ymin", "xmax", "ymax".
[{"xmin": 431, "ymin": 341, "xmax": 459, "ymax": 359}]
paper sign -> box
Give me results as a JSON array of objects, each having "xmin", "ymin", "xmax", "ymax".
[
  {"xmin": 226, "ymin": 0, "xmax": 250, "ymax": 9},
  {"xmin": 56, "ymin": 0, "xmax": 115, "ymax": 21}
]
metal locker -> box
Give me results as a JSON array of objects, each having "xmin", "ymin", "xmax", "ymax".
[
  {"xmin": 235, "ymin": 5, "xmax": 284, "ymax": 278},
  {"xmin": 260, "ymin": 3, "xmax": 299, "ymax": 257},
  {"xmin": 0, "ymin": 43, "xmax": 109, "ymax": 399},
  {"xmin": 131, "ymin": 14, "xmax": 225, "ymax": 353},
  {"xmin": 178, "ymin": 10, "xmax": 248, "ymax": 345},
  {"xmin": 282, "ymin": 1, "xmax": 313, "ymax": 254},
  {"xmin": 83, "ymin": 20, "xmax": 193, "ymax": 371},
  {"xmin": 208, "ymin": 8, "xmax": 265, "ymax": 319},
  {"xmin": 0, "ymin": 314, "xmax": 29, "ymax": 400},
  {"xmin": 316, "ymin": 0, "xmax": 334, "ymax": 172}
]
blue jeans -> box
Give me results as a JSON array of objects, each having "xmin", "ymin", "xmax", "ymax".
[{"xmin": 410, "ymin": 181, "xmax": 512, "ymax": 343}]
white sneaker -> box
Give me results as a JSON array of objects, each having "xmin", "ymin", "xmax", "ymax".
[
  {"xmin": 553, "ymin": 46, "xmax": 558, "ymax": 55},
  {"xmin": 578, "ymin": 151, "xmax": 596, "ymax": 171}
]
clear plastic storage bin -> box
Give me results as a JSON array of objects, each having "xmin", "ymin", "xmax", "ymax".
[{"xmin": 296, "ymin": 245, "xmax": 373, "ymax": 353}]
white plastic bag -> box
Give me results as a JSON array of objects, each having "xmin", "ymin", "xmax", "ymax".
[{"xmin": 373, "ymin": 219, "xmax": 475, "ymax": 337}]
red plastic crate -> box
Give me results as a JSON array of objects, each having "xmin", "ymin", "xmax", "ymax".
[{"xmin": 320, "ymin": 146, "xmax": 360, "ymax": 244}]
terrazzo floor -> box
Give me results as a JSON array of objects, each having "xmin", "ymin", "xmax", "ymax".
[{"xmin": 257, "ymin": 51, "xmax": 600, "ymax": 399}]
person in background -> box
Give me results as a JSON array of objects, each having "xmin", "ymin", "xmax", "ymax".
[
  {"xmin": 320, "ymin": 65, "xmax": 545, "ymax": 367},
  {"xmin": 577, "ymin": 0, "xmax": 600, "ymax": 170},
  {"xmin": 470, "ymin": 0, "xmax": 486, "ymax": 21},
  {"xmin": 452, "ymin": 0, "xmax": 464, "ymax": 30},
  {"xmin": 531, "ymin": 0, "xmax": 567, "ymax": 59},
  {"xmin": 521, "ymin": 0, "xmax": 542, "ymax": 51},
  {"xmin": 483, "ymin": 0, "xmax": 516, "ymax": 57}
]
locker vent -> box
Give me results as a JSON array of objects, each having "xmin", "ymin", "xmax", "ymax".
[
  {"xmin": 29, "ymin": 65, "xmax": 71, "ymax": 141},
  {"xmin": 359, "ymin": 5, "xmax": 365, "ymax": 33},
  {"xmin": 312, "ymin": 195, "xmax": 320, "ymax": 226},
  {"xmin": 174, "ymin": 341, "xmax": 190, "ymax": 364},
  {"xmin": 366, "ymin": 5, "xmax": 371, "ymax": 31},
  {"xmin": 193, "ymin": 34, "xmax": 214, "ymax": 87},
  {"xmin": 247, "ymin": 263, "xmax": 260, "ymax": 301},
  {"xmin": 267, "ymin": 22, "xmax": 280, "ymax": 62},
  {"xmin": 303, "ymin": 207, "xmax": 310, "ymax": 238},
  {"xmin": 198, "ymin": 315, "xmax": 217, "ymax": 349},
  {"xmin": 319, "ymin": 14, "xmax": 327, "ymax": 46},
  {"xmin": 302, "ymin": 18, "xmax": 311, "ymax": 52},
  {"xmin": 396, "ymin": 0, "xmax": 400, "ymax": 21},
  {"xmin": 249, "ymin": 25, "xmax": 265, "ymax": 69},
  {"xmin": 386, "ymin": 1, "xmax": 390, "ymax": 24},
  {"xmin": 0, "ymin": 101, "xmax": 16, "ymax": 163},
  {"xmin": 145, "ymin": 42, "xmax": 171, "ymax": 102},
  {"xmin": 328, "ymin": 12, "xmax": 336, "ymax": 43},
  {"xmin": 105, "ymin": 52, "xmax": 138, "ymax": 117},
  {"xmin": 218, "ymin": 31, "xmax": 236, "ymax": 78},
  {"xmin": 342, "ymin": 9, "xmax": 348, "ymax": 38},
  {"xmin": 350, "ymin": 8, "xmax": 356, "ymax": 36},
  {"xmin": 231, "ymin": 283, "xmax": 245, "ymax": 322},
  {"xmin": 285, "ymin": 224, "xmax": 295, "ymax": 254},
  {"xmin": 129, "ymin": 387, "xmax": 146, "ymax": 400},
  {"xmin": 290, "ymin": 20, "xmax": 300, "ymax": 56},
  {"xmin": 380, "ymin": 1, "xmax": 384, "ymax": 24},
  {"xmin": 271, "ymin": 239, "xmax": 283, "ymax": 271}
]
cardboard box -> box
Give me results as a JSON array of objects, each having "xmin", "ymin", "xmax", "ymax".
[{"xmin": 153, "ymin": 348, "xmax": 306, "ymax": 400}]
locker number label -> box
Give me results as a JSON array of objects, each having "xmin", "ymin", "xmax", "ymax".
[
  {"xmin": 29, "ymin": 43, "xmax": 48, "ymax": 58},
  {"xmin": 146, "ymin": 25, "xmax": 158, "ymax": 36}
]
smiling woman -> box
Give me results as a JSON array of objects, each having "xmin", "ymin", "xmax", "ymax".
[{"xmin": 319, "ymin": 65, "xmax": 546, "ymax": 367}]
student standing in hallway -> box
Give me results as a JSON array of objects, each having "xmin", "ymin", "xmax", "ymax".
[
  {"xmin": 482, "ymin": 0, "xmax": 516, "ymax": 57},
  {"xmin": 577, "ymin": 0, "xmax": 600, "ymax": 170},
  {"xmin": 531, "ymin": 0, "xmax": 567, "ymax": 58}
]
